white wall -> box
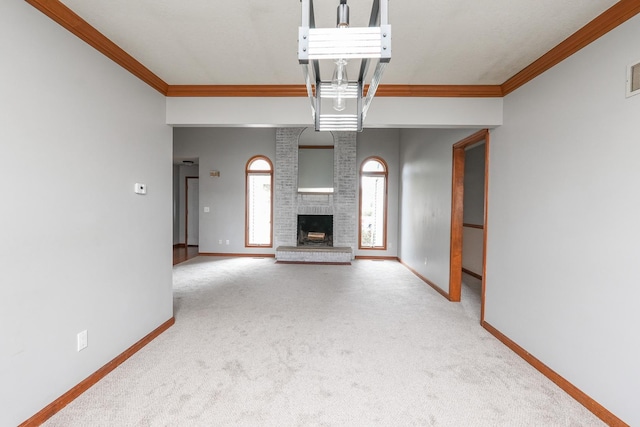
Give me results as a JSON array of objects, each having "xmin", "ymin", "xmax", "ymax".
[
  {"xmin": 356, "ymin": 129, "xmax": 401, "ymax": 257},
  {"xmin": 166, "ymin": 97, "xmax": 503, "ymax": 128},
  {"xmin": 398, "ymin": 129, "xmax": 479, "ymax": 288},
  {"xmin": 173, "ymin": 127, "xmax": 277, "ymax": 254},
  {"xmin": 487, "ymin": 14, "xmax": 640, "ymax": 426},
  {"xmin": 0, "ymin": 2, "xmax": 173, "ymax": 425}
]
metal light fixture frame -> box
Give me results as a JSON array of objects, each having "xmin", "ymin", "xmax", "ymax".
[{"xmin": 298, "ymin": 0, "xmax": 391, "ymax": 132}]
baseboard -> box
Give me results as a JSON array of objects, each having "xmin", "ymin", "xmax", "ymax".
[
  {"xmin": 354, "ymin": 255, "xmax": 400, "ymax": 261},
  {"xmin": 173, "ymin": 243, "xmax": 186, "ymax": 248},
  {"xmin": 20, "ymin": 317, "xmax": 176, "ymax": 426},
  {"xmin": 199, "ymin": 252, "xmax": 275, "ymax": 258},
  {"xmin": 461, "ymin": 267, "xmax": 482, "ymax": 280},
  {"xmin": 398, "ymin": 258, "xmax": 450, "ymax": 300},
  {"xmin": 482, "ymin": 321, "xmax": 628, "ymax": 427}
]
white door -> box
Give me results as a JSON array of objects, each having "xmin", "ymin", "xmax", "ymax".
[{"xmin": 186, "ymin": 177, "xmax": 199, "ymax": 246}]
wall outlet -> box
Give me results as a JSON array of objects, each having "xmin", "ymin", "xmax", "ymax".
[
  {"xmin": 424, "ymin": 257, "xmax": 428, "ymax": 265},
  {"xmin": 225, "ymin": 240, "xmax": 230, "ymax": 245},
  {"xmin": 77, "ymin": 330, "xmax": 88, "ymax": 352},
  {"xmin": 204, "ymin": 207, "xmax": 210, "ymax": 213},
  {"xmin": 218, "ymin": 239, "xmax": 222, "ymax": 244}
]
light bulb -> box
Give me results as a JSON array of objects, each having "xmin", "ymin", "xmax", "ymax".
[
  {"xmin": 331, "ymin": 58, "xmax": 349, "ymax": 92},
  {"xmin": 333, "ymin": 93, "xmax": 346, "ymax": 112},
  {"xmin": 331, "ymin": 58, "xmax": 348, "ymax": 112}
]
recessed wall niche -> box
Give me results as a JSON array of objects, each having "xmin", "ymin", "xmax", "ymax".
[{"xmin": 297, "ymin": 128, "xmax": 335, "ymax": 193}]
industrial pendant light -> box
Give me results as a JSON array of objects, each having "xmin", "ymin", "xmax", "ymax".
[{"xmin": 298, "ymin": 0, "xmax": 392, "ymax": 131}]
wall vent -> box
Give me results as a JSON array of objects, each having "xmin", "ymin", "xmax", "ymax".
[{"xmin": 627, "ymin": 60, "xmax": 640, "ymax": 97}]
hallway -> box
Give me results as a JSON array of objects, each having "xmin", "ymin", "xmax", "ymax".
[{"xmin": 172, "ymin": 246, "xmax": 199, "ymax": 265}]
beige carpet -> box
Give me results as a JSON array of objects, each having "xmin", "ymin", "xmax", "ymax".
[{"xmin": 44, "ymin": 257, "xmax": 604, "ymax": 426}]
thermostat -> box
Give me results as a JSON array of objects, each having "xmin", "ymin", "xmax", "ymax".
[{"xmin": 134, "ymin": 183, "xmax": 147, "ymax": 195}]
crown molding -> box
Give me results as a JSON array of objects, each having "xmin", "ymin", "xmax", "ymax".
[
  {"xmin": 166, "ymin": 85, "xmax": 308, "ymax": 97},
  {"xmin": 374, "ymin": 85, "xmax": 503, "ymax": 97},
  {"xmin": 26, "ymin": 0, "xmax": 169, "ymax": 95},
  {"xmin": 501, "ymin": 0, "xmax": 640, "ymax": 95}
]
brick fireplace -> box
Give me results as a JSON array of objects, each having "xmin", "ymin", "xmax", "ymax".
[{"xmin": 274, "ymin": 128, "xmax": 356, "ymax": 261}]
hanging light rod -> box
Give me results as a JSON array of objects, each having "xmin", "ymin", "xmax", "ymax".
[{"xmin": 298, "ymin": 0, "xmax": 391, "ymax": 132}]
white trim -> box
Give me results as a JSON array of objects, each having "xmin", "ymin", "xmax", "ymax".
[{"xmin": 297, "ymin": 188, "xmax": 334, "ymax": 194}]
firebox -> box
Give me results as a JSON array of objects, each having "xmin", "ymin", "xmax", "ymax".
[{"xmin": 297, "ymin": 215, "xmax": 333, "ymax": 246}]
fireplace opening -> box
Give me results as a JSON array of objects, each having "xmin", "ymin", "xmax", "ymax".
[{"xmin": 297, "ymin": 215, "xmax": 333, "ymax": 246}]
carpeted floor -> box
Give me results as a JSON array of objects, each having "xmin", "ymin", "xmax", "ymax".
[{"xmin": 44, "ymin": 257, "xmax": 604, "ymax": 426}]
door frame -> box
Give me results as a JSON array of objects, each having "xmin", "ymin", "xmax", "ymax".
[
  {"xmin": 185, "ymin": 176, "xmax": 199, "ymax": 247},
  {"xmin": 449, "ymin": 129, "xmax": 490, "ymax": 321}
]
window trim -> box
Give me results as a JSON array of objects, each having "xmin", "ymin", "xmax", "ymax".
[
  {"xmin": 358, "ymin": 156, "xmax": 388, "ymax": 250},
  {"xmin": 245, "ymin": 155, "xmax": 274, "ymax": 248}
]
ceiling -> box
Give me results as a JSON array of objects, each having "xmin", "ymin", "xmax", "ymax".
[{"xmin": 56, "ymin": 0, "xmax": 620, "ymax": 87}]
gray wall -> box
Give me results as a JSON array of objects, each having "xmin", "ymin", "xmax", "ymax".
[
  {"xmin": 487, "ymin": 14, "xmax": 640, "ymax": 426},
  {"xmin": 0, "ymin": 2, "xmax": 173, "ymax": 425},
  {"xmin": 463, "ymin": 143, "xmax": 485, "ymax": 225},
  {"xmin": 173, "ymin": 127, "xmax": 277, "ymax": 254},
  {"xmin": 398, "ymin": 129, "xmax": 478, "ymax": 288}
]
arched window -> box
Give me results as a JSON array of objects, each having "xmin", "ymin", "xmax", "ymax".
[
  {"xmin": 359, "ymin": 157, "xmax": 388, "ymax": 249},
  {"xmin": 246, "ymin": 156, "xmax": 273, "ymax": 247}
]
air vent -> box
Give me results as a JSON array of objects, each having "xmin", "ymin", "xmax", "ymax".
[{"xmin": 627, "ymin": 60, "xmax": 640, "ymax": 97}]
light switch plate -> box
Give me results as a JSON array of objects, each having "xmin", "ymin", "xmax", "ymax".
[{"xmin": 77, "ymin": 330, "xmax": 88, "ymax": 351}]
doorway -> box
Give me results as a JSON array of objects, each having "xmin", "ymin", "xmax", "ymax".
[
  {"xmin": 449, "ymin": 129, "xmax": 489, "ymax": 321},
  {"xmin": 185, "ymin": 176, "xmax": 199, "ymax": 247}
]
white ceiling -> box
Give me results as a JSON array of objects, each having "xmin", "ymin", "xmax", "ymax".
[{"xmin": 59, "ymin": 0, "xmax": 619, "ymax": 86}]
